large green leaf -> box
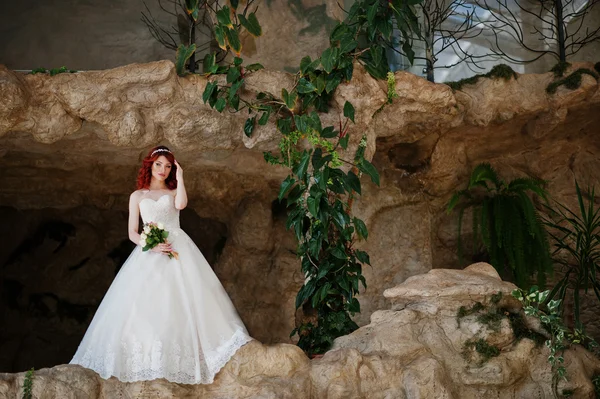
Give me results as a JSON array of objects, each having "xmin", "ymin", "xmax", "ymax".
[
  {"xmin": 321, "ymin": 47, "xmax": 340, "ymax": 73},
  {"xmin": 258, "ymin": 108, "xmax": 271, "ymax": 125},
  {"xmin": 203, "ymin": 52, "xmax": 216, "ymax": 74},
  {"xmin": 214, "ymin": 97, "xmax": 226, "ymax": 112},
  {"xmin": 331, "ymin": 246, "xmax": 347, "ymax": 259},
  {"xmin": 307, "ymin": 192, "xmax": 322, "ymax": 217},
  {"xmin": 227, "ymin": 66, "xmax": 241, "ymax": 83},
  {"xmin": 348, "ymin": 297, "xmax": 360, "ymax": 313},
  {"xmin": 343, "ymin": 101, "xmax": 355, "ymax": 123},
  {"xmin": 355, "ymin": 250, "xmax": 370, "ymax": 265},
  {"xmin": 244, "ymin": 117, "xmax": 255, "ymax": 137},
  {"xmin": 216, "ymin": 6, "xmax": 233, "ymax": 27},
  {"xmin": 325, "ymin": 73, "xmax": 342, "ymax": 93},
  {"xmin": 297, "ymin": 78, "xmax": 317, "ymax": 93},
  {"xmin": 330, "ymin": 22, "xmax": 350, "ymax": 41},
  {"xmin": 185, "ymin": 0, "xmax": 199, "ymax": 21},
  {"xmin": 279, "ymin": 176, "xmax": 296, "ymax": 201},
  {"xmin": 202, "ymin": 81, "xmax": 217, "ymax": 103},
  {"xmin": 358, "ymin": 158, "xmax": 380, "ymax": 186},
  {"xmin": 367, "ymin": 2, "xmax": 378, "ymax": 25},
  {"xmin": 339, "ymin": 135, "xmax": 349, "ymax": 149},
  {"xmin": 282, "ymin": 88, "xmax": 298, "ymax": 109},
  {"xmin": 175, "ymin": 44, "xmax": 196, "ymax": 76},
  {"xmin": 308, "ymin": 111, "xmax": 322, "ymax": 133},
  {"xmin": 340, "ymin": 36, "xmax": 358, "ymax": 54},
  {"xmin": 277, "ymin": 117, "xmax": 293, "ymax": 135},
  {"xmin": 224, "ymin": 27, "xmax": 242, "ymax": 55},
  {"xmin": 354, "ymin": 217, "xmax": 368, "ymax": 239},
  {"xmin": 238, "ymin": 12, "xmax": 262, "ymax": 37},
  {"xmin": 321, "ymin": 126, "xmax": 338, "ymax": 139},
  {"xmin": 294, "ymin": 150, "xmax": 311, "ymax": 180},
  {"xmin": 228, "ymin": 79, "xmax": 244, "ymax": 102},
  {"xmin": 345, "ymin": 171, "xmax": 361, "ymax": 194},
  {"xmin": 402, "ymin": 41, "xmax": 416, "ymax": 65},
  {"xmin": 294, "ymin": 114, "xmax": 309, "ymax": 134},
  {"xmin": 214, "ymin": 25, "xmax": 227, "ymax": 50}
]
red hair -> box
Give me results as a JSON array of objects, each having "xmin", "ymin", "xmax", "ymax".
[{"xmin": 136, "ymin": 146, "xmax": 178, "ymax": 190}]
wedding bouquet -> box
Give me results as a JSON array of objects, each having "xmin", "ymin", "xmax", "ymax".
[{"xmin": 139, "ymin": 222, "xmax": 179, "ymax": 259}]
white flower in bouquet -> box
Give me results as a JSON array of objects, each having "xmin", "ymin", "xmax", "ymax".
[{"xmin": 140, "ymin": 222, "xmax": 179, "ymax": 260}]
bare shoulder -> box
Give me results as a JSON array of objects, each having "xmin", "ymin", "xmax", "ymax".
[{"xmin": 130, "ymin": 190, "xmax": 145, "ymax": 202}]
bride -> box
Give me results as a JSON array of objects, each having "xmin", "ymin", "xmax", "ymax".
[{"xmin": 70, "ymin": 145, "xmax": 252, "ymax": 384}]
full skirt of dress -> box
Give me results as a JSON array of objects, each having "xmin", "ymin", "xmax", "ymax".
[{"xmin": 70, "ymin": 228, "xmax": 252, "ymax": 384}]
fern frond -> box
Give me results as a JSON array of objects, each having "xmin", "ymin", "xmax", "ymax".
[
  {"xmin": 493, "ymin": 196, "xmax": 505, "ymax": 249},
  {"xmin": 457, "ymin": 207, "xmax": 465, "ymax": 265},
  {"xmin": 481, "ymin": 199, "xmax": 491, "ymax": 251},
  {"xmin": 472, "ymin": 205, "xmax": 480, "ymax": 253},
  {"xmin": 447, "ymin": 190, "xmax": 469, "ymax": 214},
  {"xmin": 508, "ymin": 177, "xmax": 549, "ymax": 201},
  {"xmin": 517, "ymin": 191, "xmax": 538, "ymax": 238},
  {"xmin": 469, "ymin": 163, "xmax": 501, "ymax": 191}
]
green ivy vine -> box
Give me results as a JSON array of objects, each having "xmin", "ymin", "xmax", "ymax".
[{"xmin": 201, "ymin": 0, "xmax": 422, "ymax": 355}]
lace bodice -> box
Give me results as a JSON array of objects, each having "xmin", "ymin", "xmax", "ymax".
[{"xmin": 139, "ymin": 194, "xmax": 180, "ymax": 231}]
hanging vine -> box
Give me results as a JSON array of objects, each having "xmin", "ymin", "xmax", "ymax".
[{"xmin": 201, "ymin": 0, "xmax": 422, "ymax": 355}]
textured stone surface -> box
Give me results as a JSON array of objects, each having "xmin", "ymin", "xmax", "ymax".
[
  {"xmin": 2, "ymin": 264, "xmax": 600, "ymax": 398},
  {"xmin": 2, "ymin": 60, "xmax": 600, "ymax": 371}
]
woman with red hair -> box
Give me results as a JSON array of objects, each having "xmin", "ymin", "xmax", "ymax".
[{"xmin": 69, "ymin": 145, "xmax": 252, "ymax": 384}]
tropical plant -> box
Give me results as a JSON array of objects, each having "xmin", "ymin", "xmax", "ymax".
[
  {"xmin": 543, "ymin": 182, "xmax": 600, "ymax": 330},
  {"xmin": 512, "ymin": 287, "xmax": 597, "ymax": 391},
  {"xmin": 201, "ymin": 0, "xmax": 422, "ymax": 355},
  {"xmin": 447, "ymin": 163, "xmax": 552, "ymax": 287}
]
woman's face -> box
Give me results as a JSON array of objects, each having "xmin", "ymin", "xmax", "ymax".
[{"xmin": 151, "ymin": 155, "xmax": 172, "ymax": 183}]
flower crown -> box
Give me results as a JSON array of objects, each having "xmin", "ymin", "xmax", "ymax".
[{"xmin": 151, "ymin": 148, "xmax": 171, "ymax": 157}]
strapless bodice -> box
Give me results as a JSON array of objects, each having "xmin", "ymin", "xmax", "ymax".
[{"xmin": 139, "ymin": 194, "xmax": 180, "ymax": 231}]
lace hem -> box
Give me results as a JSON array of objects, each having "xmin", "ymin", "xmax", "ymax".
[{"xmin": 70, "ymin": 329, "xmax": 253, "ymax": 384}]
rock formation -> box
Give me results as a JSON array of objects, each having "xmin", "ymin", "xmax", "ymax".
[
  {"xmin": 1, "ymin": 59, "xmax": 600, "ymax": 372},
  {"xmin": 1, "ymin": 263, "xmax": 599, "ymax": 398}
]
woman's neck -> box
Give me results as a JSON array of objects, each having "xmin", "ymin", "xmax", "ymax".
[{"xmin": 148, "ymin": 180, "xmax": 167, "ymax": 191}]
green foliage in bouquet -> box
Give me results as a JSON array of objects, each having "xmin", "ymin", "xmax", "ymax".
[{"xmin": 447, "ymin": 163, "xmax": 552, "ymax": 288}]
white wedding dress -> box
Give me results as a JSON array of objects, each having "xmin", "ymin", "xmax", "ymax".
[{"xmin": 70, "ymin": 194, "xmax": 252, "ymax": 384}]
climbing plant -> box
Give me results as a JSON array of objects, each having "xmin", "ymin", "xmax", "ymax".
[
  {"xmin": 202, "ymin": 0, "xmax": 422, "ymax": 355},
  {"xmin": 447, "ymin": 163, "xmax": 553, "ymax": 288}
]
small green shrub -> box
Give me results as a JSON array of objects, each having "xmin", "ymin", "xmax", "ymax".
[
  {"xmin": 463, "ymin": 338, "xmax": 500, "ymax": 365},
  {"xmin": 546, "ymin": 68, "xmax": 599, "ymax": 94},
  {"xmin": 22, "ymin": 368, "xmax": 34, "ymax": 399},
  {"xmin": 446, "ymin": 64, "xmax": 517, "ymax": 91},
  {"xmin": 30, "ymin": 67, "xmax": 76, "ymax": 76},
  {"xmin": 550, "ymin": 61, "xmax": 571, "ymax": 77}
]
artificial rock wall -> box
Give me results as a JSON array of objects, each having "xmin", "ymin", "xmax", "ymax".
[{"xmin": 0, "ymin": 59, "xmax": 599, "ymax": 372}]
